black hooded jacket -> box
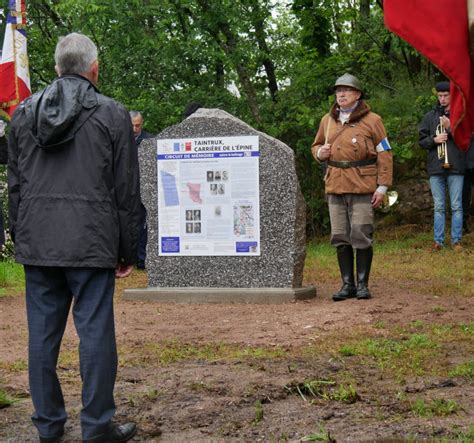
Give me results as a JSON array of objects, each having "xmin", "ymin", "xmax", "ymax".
[
  {"xmin": 419, "ymin": 105, "xmax": 465, "ymax": 176},
  {"xmin": 8, "ymin": 75, "xmax": 140, "ymax": 267}
]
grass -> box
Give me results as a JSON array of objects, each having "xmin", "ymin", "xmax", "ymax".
[
  {"xmin": 284, "ymin": 379, "xmax": 360, "ymax": 404},
  {"xmin": 329, "ymin": 324, "xmax": 474, "ymax": 378},
  {"xmin": 0, "ymin": 261, "xmax": 24, "ymax": 296},
  {"xmin": 0, "ymin": 227, "xmax": 472, "ymax": 438},
  {"xmin": 121, "ymin": 340, "xmax": 288, "ymax": 367},
  {"xmin": 0, "ymin": 388, "xmax": 17, "ymax": 408},
  {"xmin": 305, "ymin": 226, "xmax": 474, "ymax": 297},
  {"xmin": 449, "ymin": 360, "xmax": 474, "ymax": 379},
  {"xmin": 301, "ymin": 425, "xmax": 335, "ymax": 442},
  {"xmin": 252, "ymin": 399, "xmax": 264, "ymax": 424},
  {"xmin": 410, "ymin": 398, "xmax": 460, "ymax": 417},
  {"xmin": 448, "ymin": 426, "xmax": 474, "ymax": 442},
  {"xmin": 117, "ymin": 323, "xmax": 469, "ymax": 380},
  {"xmin": 0, "ymin": 359, "xmax": 27, "ymax": 373}
]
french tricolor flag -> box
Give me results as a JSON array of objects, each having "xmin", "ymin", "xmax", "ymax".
[{"xmin": 0, "ymin": 0, "xmax": 31, "ymax": 119}]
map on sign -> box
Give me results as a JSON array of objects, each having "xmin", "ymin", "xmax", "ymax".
[
  {"xmin": 186, "ymin": 183, "xmax": 202, "ymax": 204},
  {"xmin": 160, "ymin": 170, "xmax": 179, "ymax": 206}
]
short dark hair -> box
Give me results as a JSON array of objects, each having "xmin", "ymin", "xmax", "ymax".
[{"xmin": 183, "ymin": 102, "xmax": 202, "ymax": 119}]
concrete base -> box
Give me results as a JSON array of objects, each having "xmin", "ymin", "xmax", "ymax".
[{"xmin": 122, "ymin": 286, "xmax": 317, "ymax": 304}]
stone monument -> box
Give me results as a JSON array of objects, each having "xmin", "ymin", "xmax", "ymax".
[{"xmin": 123, "ymin": 108, "xmax": 316, "ymax": 303}]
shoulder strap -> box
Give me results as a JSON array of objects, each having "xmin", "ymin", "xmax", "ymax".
[{"xmin": 327, "ymin": 121, "xmax": 350, "ymax": 145}]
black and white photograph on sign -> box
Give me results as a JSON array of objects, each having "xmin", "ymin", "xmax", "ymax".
[
  {"xmin": 222, "ymin": 170, "xmax": 229, "ymax": 181},
  {"xmin": 194, "ymin": 222, "xmax": 201, "ymax": 233},
  {"xmin": 210, "ymin": 183, "xmax": 217, "ymax": 195},
  {"xmin": 193, "ymin": 209, "xmax": 201, "ymax": 221},
  {"xmin": 186, "ymin": 222, "xmax": 193, "ymax": 233},
  {"xmin": 185, "ymin": 209, "xmax": 193, "ymax": 221},
  {"xmin": 218, "ymin": 184, "xmax": 225, "ymax": 195},
  {"xmin": 214, "ymin": 171, "xmax": 221, "ymax": 181},
  {"xmin": 206, "ymin": 171, "xmax": 214, "ymax": 182}
]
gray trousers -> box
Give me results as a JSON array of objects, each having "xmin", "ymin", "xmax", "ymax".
[
  {"xmin": 25, "ymin": 266, "xmax": 117, "ymax": 440},
  {"xmin": 327, "ymin": 193, "xmax": 374, "ymax": 249}
]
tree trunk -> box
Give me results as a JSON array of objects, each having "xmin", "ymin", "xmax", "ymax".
[
  {"xmin": 360, "ymin": 0, "xmax": 370, "ymax": 18},
  {"xmin": 195, "ymin": 0, "xmax": 262, "ymax": 123},
  {"xmin": 249, "ymin": 2, "xmax": 279, "ymax": 102}
]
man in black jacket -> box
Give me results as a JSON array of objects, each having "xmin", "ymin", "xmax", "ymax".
[
  {"xmin": 419, "ymin": 81, "xmax": 465, "ymax": 251},
  {"xmin": 129, "ymin": 110, "xmax": 153, "ymax": 269},
  {"xmin": 8, "ymin": 33, "xmax": 140, "ymax": 443}
]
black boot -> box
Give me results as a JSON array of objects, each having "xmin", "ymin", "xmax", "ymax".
[
  {"xmin": 332, "ymin": 245, "xmax": 357, "ymax": 302},
  {"xmin": 356, "ymin": 247, "xmax": 373, "ymax": 299}
]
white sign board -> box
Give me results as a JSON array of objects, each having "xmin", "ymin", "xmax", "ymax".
[{"xmin": 157, "ymin": 136, "xmax": 260, "ymax": 256}]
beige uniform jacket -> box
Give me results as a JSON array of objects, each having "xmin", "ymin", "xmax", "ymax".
[{"xmin": 311, "ymin": 101, "xmax": 393, "ymax": 194}]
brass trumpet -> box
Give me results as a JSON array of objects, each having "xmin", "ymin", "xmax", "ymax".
[{"xmin": 436, "ymin": 117, "xmax": 451, "ymax": 169}]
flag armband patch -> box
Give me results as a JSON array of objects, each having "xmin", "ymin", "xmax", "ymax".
[{"xmin": 376, "ymin": 138, "xmax": 392, "ymax": 152}]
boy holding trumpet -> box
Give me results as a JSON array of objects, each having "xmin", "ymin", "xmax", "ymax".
[{"xmin": 419, "ymin": 81, "xmax": 465, "ymax": 252}]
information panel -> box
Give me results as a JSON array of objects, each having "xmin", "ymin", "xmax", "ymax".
[{"xmin": 157, "ymin": 136, "xmax": 260, "ymax": 256}]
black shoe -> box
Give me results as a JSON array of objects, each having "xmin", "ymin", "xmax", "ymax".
[
  {"xmin": 40, "ymin": 429, "xmax": 64, "ymax": 443},
  {"xmin": 83, "ymin": 422, "xmax": 137, "ymax": 443},
  {"xmin": 332, "ymin": 283, "xmax": 357, "ymax": 301},
  {"xmin": 136, "ymin": 260, "xmax": 145, "ymax": 270},
  {"xmin": 356, "ymin": 283, "xmax": 372, "ymax": 299}
]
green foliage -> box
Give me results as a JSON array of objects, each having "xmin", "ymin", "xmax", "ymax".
[
  {"xmin": 301, "ymin": 424, "xmax": 335, "ymax": 442},
  {"xmin": 449, "ymin": 426, "xmax": 474, "ymax": 443},
  {"xmin": 449, "ymin": 360, "xmax": 474, "ymax": 380},
  {"xmin": 121, "ymin": 340, "xmax": 287, "ymax": 367},
  {"xmin": 252, "ymin": 399, "xmax": 264, "ymax": 424},
  {"xmin": 410, "ymin": 398, "xmax": 460, "ymax": 417},
  {"xmin": 285, "ymin": 379, "xmax": 360, "ymax": 404},
  {"xmin": 0, "ymin": 262, "xmax": 24, "ymax": 297},
  {"xmin": 0, "ymin": 389, "xmax": 17, "ymax": 409},
  {"xmin": 1, "ymin": 0, "xmax": 444, "ymax": 238}
]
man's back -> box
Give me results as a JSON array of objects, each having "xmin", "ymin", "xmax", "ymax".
[{"xmin": 8, "ymin": 74, "xmax": 140, "ymax": 268}]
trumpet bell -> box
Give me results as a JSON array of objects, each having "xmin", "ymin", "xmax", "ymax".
[{"xmin": 379, "ymin": 191, "xmax": 398, "ymax": 213}]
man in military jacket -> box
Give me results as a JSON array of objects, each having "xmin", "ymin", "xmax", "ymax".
[{"xmin": 312, "ymin": 73, "xmax": 393, "ymax": 301}]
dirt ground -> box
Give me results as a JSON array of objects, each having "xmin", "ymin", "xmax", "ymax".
[{"xmin": 1, "ymin": 272, "xmax": 473, "ymax": 442}]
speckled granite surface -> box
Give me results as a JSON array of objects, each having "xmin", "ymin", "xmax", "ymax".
[{"xmin": 138, "ymin": 108, "xmax": 307, "ymax": 289}]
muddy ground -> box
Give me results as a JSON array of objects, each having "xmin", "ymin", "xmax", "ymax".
[{"xmin": 0, "ymin": 270, "xmax": 473, "ymax": 442}]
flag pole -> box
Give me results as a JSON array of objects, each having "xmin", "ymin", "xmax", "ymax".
[{"xmin": 469, "ymin": 0, "xmax": 474, "ymax": 58}]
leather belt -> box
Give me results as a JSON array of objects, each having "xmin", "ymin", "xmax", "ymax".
[{"xmin": 327, "ymin": 158, "xmax": 376, "ymax": 169}]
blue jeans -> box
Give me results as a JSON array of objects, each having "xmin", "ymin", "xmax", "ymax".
[
  {"xmin": 429, "ymin": 174, "xmax": 464, "ymax": 245},
  {"xmin": 25, "ymin": 266, "xmax": 117, "ymax": 440}
]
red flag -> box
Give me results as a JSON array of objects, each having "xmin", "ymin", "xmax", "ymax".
[
  {"xmin": 0, "ymin": 0, "xmax": 31, "ymax": 120},
  {"xmin": 384, "ymin": 0, "xmax": 474, "ymax": 152}
]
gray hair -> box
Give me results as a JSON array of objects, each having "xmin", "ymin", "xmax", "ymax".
[
  {"xmin": 54, "ymin": 33, "xmax": 98, "ymax": 76},
  {"xmin": 129, "ymin": 111, "xmax": 143, "ymax": 120}
]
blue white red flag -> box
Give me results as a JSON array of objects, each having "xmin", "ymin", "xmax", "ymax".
[{"xmin": 0, "ymin": 0, "xmax": 31, "ymax": 119}]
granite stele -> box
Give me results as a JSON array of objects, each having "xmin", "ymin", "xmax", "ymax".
[{"xmin": 123, "ymin": 108, "xmax": 316, "ymax": 303}]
